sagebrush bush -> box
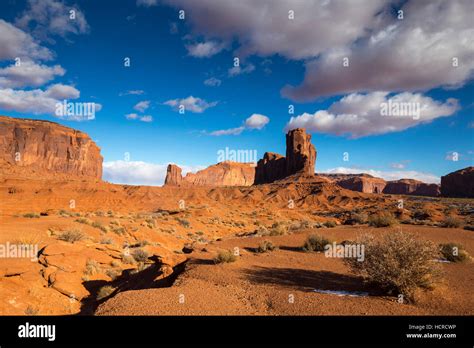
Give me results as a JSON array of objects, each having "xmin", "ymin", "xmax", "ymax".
[
  {"xmin": 344, "ymin": 231, "xmax": 441, "ymax": 301},
  {"xmin": 23, "ymin": 212, "xmax": 40, "ymax": 218},
  {"xmin": 257, "ymin": 240, "xmax": 277, "ymax": 253},
  {"xmin": 324, "ymin": 220, "xmax": 337, "ymax": 228},
  {"xmin": 58, "ymin": 229, "xmax": 84, "ymax": 243},
  {"xmin": 214, "ymin": 250, "xmax": 237, "ymax": 264},
  {"xmin": 302, "ymin": 234, "xmax": 331, "ymax": 252},
  {"xmin": 442, "ymin": 216, "xmax": 462, "ymax": 228},
  {"xmin": 368, "ymin": 212, "xmax": 397, "ymax": 227},
  {"xmin": 269, "ymin": 222, "xmax": 287, "ymax": 236},
  {"xmin": 131, "ymin": 248, "xmax": 149, "ymax": 262},
  {"xmin": 439, "ymin": 243, "xmax": 470, "ymax": 262},
  {"xmin": 96, "ymin": 285, "xmax": 115, "ymax": 300},
  {"xmin": 351, "ymin": 212, "xmax": 368, "ymax": 224}
]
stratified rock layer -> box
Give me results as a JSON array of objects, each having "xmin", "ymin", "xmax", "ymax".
[
  {"xmin": 164, "ymin": 164, "xmax": 182, "ymax": 186},
  {"xmin": 337, "ymin": 175, "xmax": 387, "ymax": 194},
  {"xmin": 384, "ymin": 179, "xmax": 440, "ymax": 197},
  {"xmin": 441, "ymin": 167, "xmax": 474, "ymax": 198},
  {"xmin": 0, "ymin": 115, "xmax": 102, "ymax": 180}
]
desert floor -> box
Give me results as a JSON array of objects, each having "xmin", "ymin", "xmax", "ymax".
[{"xmin": 0, "ymin": 177, "xmax": 473, "ymax": 315}]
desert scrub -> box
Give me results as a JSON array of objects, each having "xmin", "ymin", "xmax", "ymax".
[
  {"xmin": 121, "ymin": 253, "xmax": 135, "ymax": 264},
  {"xmin": 145, "ymin": 218, "xmax": 156, "ymax": 228},
  {"xmin": 344, "ymin": 231, "xmax": 441, "ymax": 301},
  {"xmin": 269, "ymin": 222, "xmax": 287, "ymax": 236},
  {"xmin": 464, "ymin": 225, "xmax": 474, "ymax": 231},
  {"xmin": 323, "ymin": 220, "xmax": 337, "ymax": 228},
  {"xmin": 439, "ymin": 243, "xmax": 470, "ymax": 262},
  {"xmin": 105, "ymin": 268, "xmax": 121, "ymax": 280},
  {"xmin": 176, "ymin": 217, "xmax": 191, "ymax": 228},
  {"xmin": 112, "ymin": 226, "xmax": 126, "ymax": 235},
  {"xmin": 75, "ymin": 217, "xmax": 92, "ymax": 225},
  {"xmin": 257, "ymin": 240, "xmax": 277, "ymax": 253},
  {"xmin": 100, "ymin": 237, "xmax": 113, "ymax": 245},
  {"xmin": 23, "ymin": 212, "xmax": 40, "ymax": 218},
  {"xmin": 24, "ymin": 306, "xmax": 39, "ymax": 315},
  {"xmin": 92, "ymin": 221, "xmax": 109, "ymax": 233},
  {"xmin": 214, "ymin": 250, "xmax": 237, "ymax": 264},
  {"xmin": 96, "ymin": 285, "xmax": 116, "ymax": 300},
  {"xmin": 303, "ymin": 234, "xmax": 331, "ymax": 252},
  {"xmin": 131, "ymin": 248, "xmax": 149, "ymax": 262},
  {"xmin": 351, "ymin": 212, "xmax": 368, "ymax": 224},
  {"xmin": 442, "ymin": 216, "xmax": 462, "ymax": 228},
  {"xmin": 58, "ymin": 229, "xmax": 84, "ymax": 243},
  {"xmin": 368, "ymin": 212, "xmax": 397, "ymax": 227},
  {"xmin": 84, "ymin": 259, "xmax": 101, "ymax": 276}
]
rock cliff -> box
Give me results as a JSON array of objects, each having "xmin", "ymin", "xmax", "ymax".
[
  {"xmin": 0, "ymin": 115, "xmax": 102, "ymax": 180},
  {"xmin": 441, "ymin": 167, "xmax": 474, "ymax": 197}
]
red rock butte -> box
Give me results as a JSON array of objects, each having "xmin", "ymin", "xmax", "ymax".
[{"xmin": 0, "ymin": 115, "xmax": 102, "ymax": 180}]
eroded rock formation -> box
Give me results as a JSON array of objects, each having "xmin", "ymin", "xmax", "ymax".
[
  {"xmin": 165, "ymin": 162, "xmax": 256, "ymax": 187},
  {"xmin": 164, "ymin": 164, "xmax": 182, "ymax": 186},
  {"xmin": 255, "ymin": 128, "xmax": 316, "ymax": 184},
  {"xmin": 337, "ymin": 175, "xmax": 387, "ymax": 194},
  {"xmin": 0, "ymin": 115, "xmax": 102, "ymax": 180},
  {"xmin": 441, "ymin": 167, "xmax": 474, "ymax": 197},
  {"xmin": 383, "ymin": 179, "xmax": 440, "ymax": 197}
]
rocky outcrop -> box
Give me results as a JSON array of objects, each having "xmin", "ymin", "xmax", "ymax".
[
  {"xmin": 164, "ymin": 164, "xmax": 182, "ymax": 186},
  {"xmin": 441, "ymin": 167, "xmax": 474, "ymax": 197},
  {"xmin": 255, "ymin": 128, "xmax": 316, "ymax": 184},
  {"xmin": 383, "ymin": 179, "xmax": 440, "ymax": 197},
  {"xmin": 337, "ymin": 175, "xmax": 387, "ymax": 194},
  {"xmin": 286, "ymin": 128, "xmax": 316, "ymax": 176},
  {"xmin": 164, "ymin": 161, "xmax": 255, "ymax": 187},
  {"xmin": 254, "ymin": 152, "xmax": 286, "ymax": 184},
  {"xmin": 0, "ymin": 115, "xmax": 102, "ymax": 180}
]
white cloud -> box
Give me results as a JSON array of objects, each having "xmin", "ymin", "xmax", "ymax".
[
  {"xmin": 44, "ymin": 83, "xmax": 80, "ymax": 99},
  {"xmin": 285, "ymin": 92, "xmax": 459, "ymax": 138},
  {"xmin": 244, "ymin": 113, "xmax": 269, "ymax": 130},
  {"xmin": 133, "ymin": 100, "xmax": 150, "ymax": 112},
  {"xmin": 162, "ymin": 0, "xmax": 386, "ymax": 60},
  {"xmin": 119, "ymin": 89, "xmax": 145, "ymax": 96},
  {"xmin": 322, "ymin": 167, "xmax": 440, "ymax": 184},
  {"xmin": 125, "ymin": 113, "xmax": 138, "ymax": 120},
  {"xmin": 209, "ymin": 126, "xmax": 245, "ymax": 136},
  {"xmin": 103, "ymin": 160, "xmax": 203, "ymax": 186},
  {"xmin": 164, "ymin": 96, "xmax": 218, "ymax": 113},
  {"xmin": 0, "ymin": 84, "xmax": 80, "ymax": 115},
  {"xmin": 209, "ymin": 113, "xmax": 269, "ymax": 136},
  {"xmin": 140, "ymin": 115, "xmax": 153, "ymax": 122},
  {"xmin": 136, "ymin": 0, "xmax": 158, "ymax": 7},
  {"xmin": 0, "ymin": 61, "xmax": 65, "ymax": 88},
  {"xmin": 204, "ymin": 77, "xmax": 222, "ymax": 87},
  {"xmin": 0, "ymin": 19, "xmax": 52, "ymax": 60},
  {"xmin": 228, "ymin": 63, "xmax": 255, "ymax": 77},
  {"xmin": 282, "ymin": 0, "xmax": 474, "ymax": 101},
  {"xmin": 15, "ymin": 0, "xmax": 89, "ymax": 41},
  {"xmin": 390, "ymin": 163, "xmax": 406, "ymax": 170},
  {"xmin": 125, "ymin": 113, "xmax": 152, "ymax": 122},
  {"xmin": 186, "ymin": 41, "xmax": 226, "ymax": 58}
]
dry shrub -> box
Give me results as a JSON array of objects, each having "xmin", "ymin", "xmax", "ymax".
[
  {"xmin": 58, "ymin": 229, "xmax": 84, "ymax": 243},
  {"xmin": 442, "ymin": 216, "xmax": 462, "ymax": 228},
  {"xmin": 302, "ymin": 234, "xmax": 331, "ymax": 252},
  {"xmin": 257, "ymin": 240, "xmax": 277, "ymax": 253},
  {"xmin": 368, "ymin": 212, "xmax": 397, "ymax": 227},
  {"xmin": 439, "ymin": 243, "xmax": 470, "ymax": 262},
  {"xmin": 344, "ymin": 231, "xmax": 441, "ymax": 301},
  {"xmin": 214, "ymin": 250, "xmax": 237, "ymax": 264}
]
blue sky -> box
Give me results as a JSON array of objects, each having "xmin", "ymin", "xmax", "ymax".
[{"xmin": 0, "ymin": 0, "xmax": 472, "ymax": 185}]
